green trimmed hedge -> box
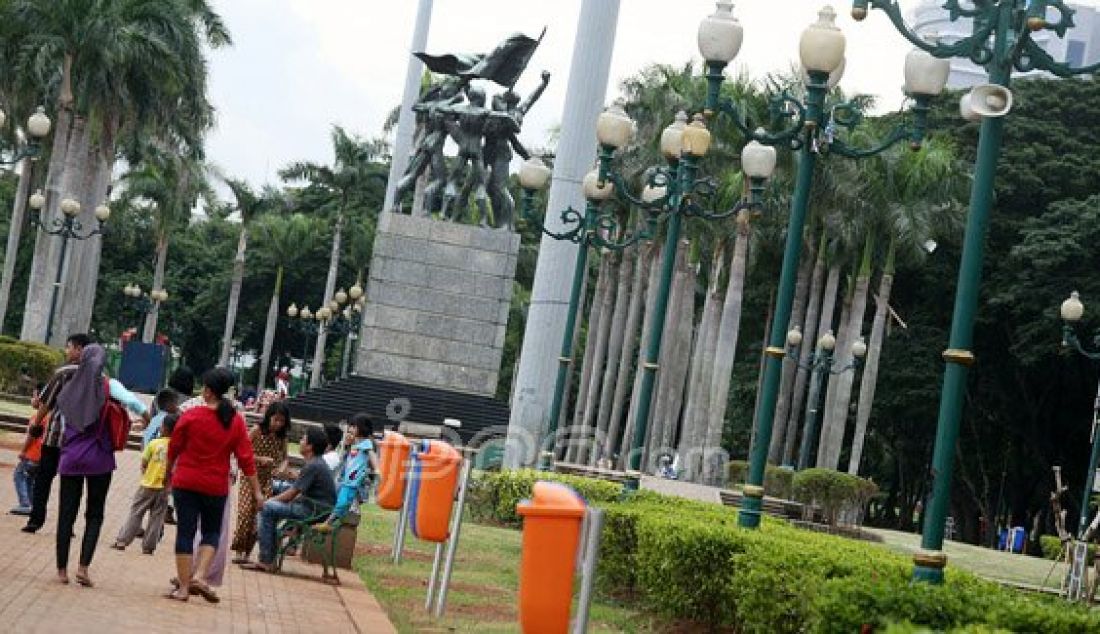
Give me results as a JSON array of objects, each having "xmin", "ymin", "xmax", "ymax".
[
  {"xmin": 727, "ymin": 459, "xmax": 795, "ymax": 500},
  {"xmin": 1039, "ymin": 534, "xmax": 1096, "ymax": 564},
  {"xmin": 467, "ymin": 469, "xmax": 624, "ymax": 527},
  {"xmin": 793, "ymin": 467, "xmax": 878, "ymax": 525},
  {"xmin": 0, "ymin": 337, "xmax": 62, "ymax": 395}
]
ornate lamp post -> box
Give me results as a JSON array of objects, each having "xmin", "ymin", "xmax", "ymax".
[
  {"xmin": 122, "ymin": 284, "xmax": 169, "ymax": 337},
  {"xmin": 30, "ymin": 197, "xmax": 110, "ymax": 345},
  {"xmin": 0, "ymin": 106, "xmax": 51, "ymax": 165},
  {"xmin": 695, "ymin": 3, "xmax": 949, "ymax": 529},
  {"xmin": 327, "ymin": 285, "xmax": 365, "ymax": 379},
  {"xmin": 1059, "ymin": 291, "xmax": 1100, "ymax": 537},
  {"xmin": 519, "ymin": 102, "xmax": 776, "ymax": 470},
  {"xmin": 855, "ymin": 0, "xmax": 1100, "ymax": 584},
  {"xmin": 783, "ymin": 327, "xmax": 867, "ymax": 470}
]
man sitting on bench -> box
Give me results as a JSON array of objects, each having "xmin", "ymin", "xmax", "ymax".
[{"xmin": 243, "ymin": 427, "xmax": 336, "ymax": 573}]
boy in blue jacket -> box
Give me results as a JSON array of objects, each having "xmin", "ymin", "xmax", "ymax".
[{"xmin": 327, "ymin": 413, "xmax": 379, "ymax": 525}]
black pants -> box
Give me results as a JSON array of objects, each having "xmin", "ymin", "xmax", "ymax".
[
  {"xmin": 172, "ymin": 488, "xmax": 227, "ymax": 555},
  {"xmin": 56, "ymin": 473, "xmax": 112, "ymax": 570},
  {"xmin": 28, "ymin": 445, "xmax": 60, "ymax": 528}
]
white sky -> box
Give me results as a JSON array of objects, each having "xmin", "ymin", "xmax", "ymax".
[{"xmin": 199, "ymin": 0, "xmax": 1089, "ymax": 190}]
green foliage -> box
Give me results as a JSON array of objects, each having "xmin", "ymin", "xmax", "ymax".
[
  {"xmin": 793, "ymin": 468, "xmax": 878, "ymax": 525},
  {"xmin": 1039, "ymin": 534, "xmax": 1096, "ymax": 564},
  {"xmin": 727, "ymin": 459, "xmax": 795, "ymax": 499},
  {"xmin": 466, "ymin": 469, "xmax": 624, "ymax": 528},
  {"xmin": 0, "ymin": 338, "xmax": 62, "ymax": 394}
]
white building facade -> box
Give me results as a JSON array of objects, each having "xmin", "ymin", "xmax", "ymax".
[{"xmin": 910, "ymin": 0, "xmax": 1100, "ymax": 88}]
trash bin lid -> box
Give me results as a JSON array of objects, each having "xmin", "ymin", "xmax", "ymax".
[
  {"xmin": 379, "ymin": 431, "xmax": 411, "ymax": 448},
  {"xmin": 517, "ymin": 481, "xmax": 587, "ymax": 519}
]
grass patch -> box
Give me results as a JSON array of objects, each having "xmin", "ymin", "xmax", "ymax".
[{"xmin": 353, "ymin": 504, "xmax": 673, "ymax": 633}]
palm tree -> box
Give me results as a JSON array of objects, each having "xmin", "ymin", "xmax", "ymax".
[
  {"xmin": 218, "ymin": 179, "xmax": 281, "ymax": 366},
  {"xmin": 846, "ymin": 139, "xmax": 965, "ymax": 475},
  {"xmin": 280, "ymin": 126, "xmax": 385, "ymax": 388},
  {"xmin": 6, "ymin": 0, "xmax": 229, "ymax": 343},
  {"xmin": 254, "ymin": 213, "xmax": 321, "ymax": 391}
]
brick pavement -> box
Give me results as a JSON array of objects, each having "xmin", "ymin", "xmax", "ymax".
[{"xmin": 0, "ymin": 444, "xmax": 395, "ymax": 634}]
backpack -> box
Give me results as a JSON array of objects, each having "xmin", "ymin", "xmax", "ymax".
[{"xmin": 100, "ymin": 378, "xmax": 131, "ymax": 452}]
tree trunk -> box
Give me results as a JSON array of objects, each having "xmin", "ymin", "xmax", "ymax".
[
  {"xmin": 0, "ymin": 158, "xmax": 33, "ymax": 333},
  {"xmin": 658, "ymin": 252, "xmax": 696, "ymax": 457},
  {"xmin": 577, "ymin": 253, "xmax": 618, "ymax": 464},
  {"xmin": 848, "ymin": 240, "xmax": 895, "ymax": 475},
  {"xmin": 703, "ymin": 212, "xmax": 751, "ymax": 484},
  {"xmin": 310, "ymin": 206, "xmax": 345, "ymax": 388},
  {"xmin": 823, "ymin": 235, "xmax": 873, "ymax": 470},
  {"xmin": 645, "ymin": 241, "xmax": 689, "ymax": 471},
  {"xmin": 620, "ymin": 241, "xmax": 664, "ymax": 470},
  {"xmin": 567, "ymin": 256, "xmax": 610, "ymax": 463},
  {"xmin": 784, "ymin": 235, "xmax": 827, "ymax": 465},
  {"xmin": 679, "ymin": 245, "xmax": 724, "ymax": 482},
  {"xmin": 768, "ymin": 241, "xmax": 815, "ymax": 464},
  {"xmin": 748, "ymin": 295, "xmax": 774, "ymax": 463},
  {"xmin": 143, "ymin": 233, "xmax": 169, "ymax": 343},
  {"xmin": 817, "ymin": 279, "xmax": 852, "ymax": 468},
  {"xmin": 591, "ymin": 248, "xmax": 635, "ymax": 465},
  {"xmin": 605, "ymin": 241, "xmax": 653, "ymax": 463},
  {"xmin": 258, "ymin": 267, "xmax": 285, "ymax": 392},
  {"xmin": 219, "ymin": 225, "xmax": 249, "ymax": 366}
]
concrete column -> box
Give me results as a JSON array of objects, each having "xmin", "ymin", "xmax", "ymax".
[
  {"xmin": 382, "ymin": 0, "xmax": 433, "ymax": 215},
  {"xmin": 503, "ymin": 0, "xmax": 621, "ymax": 468}
]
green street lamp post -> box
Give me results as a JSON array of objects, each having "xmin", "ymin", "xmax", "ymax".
[
  {"xmin": 0, "ymin": 106, "xmax": 51, "ymax": 166},
  {"xmin": 30, "ymin": 197, "xmax": 111, "ymax": 345},
  {"xmin": 696, "ymin": 3, "xmax": 948, "ymax": 529},
  {"xmin": 519, "ymin": 103, "xmax": 777, "ymax": 474},
  {"xmin": 1059, "ymin": 291, "xmax": 1100, "ymax": 537},
  {"xmin": 122, "ymin": 283, "xmax": 168, "ymax": 334},
  {"xmin": 855, "ymin": 0, "xmax": 1100, "ymax": 584},
  {"xmin": 785, "ymin": 328, "xmax": 867, "ymax": 470},
  {"xmin": 286, "ymin": 303, "xmax": 323, "ymax": 387}
]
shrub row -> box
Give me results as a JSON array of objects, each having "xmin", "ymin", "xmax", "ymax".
[
  {"xmin": 0, "ymin": 337, "xmax": 62, "ymax": 395},
  {"xmin": 727, "ymin": 459, "xmax": 795, "ymax": 500},
  {"xmin": 1039, "ymin": 534, "xmax": 1096, "ymax": 564},
  {"xmin": 466, "ymin": 469, "xmax": 1100, "ymax": 632},
  {"xmin": 792, "ymin": 467, "xmax": 879, "ymax": 525}
]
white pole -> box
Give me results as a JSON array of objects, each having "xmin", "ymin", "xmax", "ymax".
[
  {"xmin": 504, "ymin": 0, "xmax": 622, "ymax": 468},
  {"xmin": 572, "ymin": 507, "xmax": 605, "ymax": 634},
  {"xmin": 383, "ymin": 0, "xmax": 434, "ymax": 214},
  {"xmin": 433, "ymin": 458, "xmax": 472, "ymax": 618},
  {"xmin": 392, "ymin": 450, "xmax": 417, "ymax": 565}
]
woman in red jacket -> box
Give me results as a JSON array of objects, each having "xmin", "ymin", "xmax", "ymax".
[{"xmin": 165, "ymin": 368, "xmax": 262, "ymax": 602}]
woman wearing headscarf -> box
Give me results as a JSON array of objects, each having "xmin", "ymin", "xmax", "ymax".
[
  {"xmin": 54, "ymin": 343, "xmax": 147, "ymax": 587},
  {"xmin": 165, "ymin": 368, "xmax": 261, "ymax": 603}
]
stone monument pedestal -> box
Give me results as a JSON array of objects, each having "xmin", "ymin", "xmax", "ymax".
[{"xmin": 355, "ymin": 213, "xmax": 519, "ymax": 397}]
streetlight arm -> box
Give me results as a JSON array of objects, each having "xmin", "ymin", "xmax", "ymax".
[
  {"xmin": 34, "ymin": 216, "xmax": 106, "ymax": 240},
  {"xmin": 855, "ymin": 1, "xmax": 998, "ymax": 60},
  {"xmin": 518, "ymin": 190, "xmax": 586, "ymax": 243},
  {"xmin": 0, "ymin": 141, "xmax": 41, "ymax": 166},
  {"xmin": 589, "ymin": 211, "xmax": 657, "ymax": 251},
  {"xmin": 706, "ymin": 92, "xmax": 808, "ymax": 149},
  {"xmin": 1063, "ymin": 325, "xmax": 1100, "ymax": 361},
  {"xmin": 1017, "ymin": 38, "xmax": 1100, "ymax": 77}
]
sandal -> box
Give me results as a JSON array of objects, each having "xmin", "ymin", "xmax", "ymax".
[
  {"xmin": 239, "ymin": 561, "xmax": 275, "ymax": 573},
  {"xmin": 231, "ymin": 556, "xmax": 251, "ymax": 565},
  {"xmin": 74, "ymin": 573, "xmax": 94, "ymax": 588},
  {"xmin": 164, "ymin": 589, "xmax": 189, "ymax": 602},
  {"xmin": 189, "ymin": 581, "xmax": 220, "ymax": 604}
]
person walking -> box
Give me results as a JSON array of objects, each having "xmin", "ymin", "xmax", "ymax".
[
  {"xmin": 22, "ymin": 334, "xmax": 88, "ymax": 533},
  {"xmin": 230, "ymin": 401, "xmax": 289, "ymax": 565},
  {"xmin": 165, "ymin": 368, "xmax": 262, "ymax": 603},
  {"xmin": 112, "ymin": 415, "xmax": 177, "ymax": 554},
  {"xmin": 54, "ymin": 344, "xmax": 147, "ymax": 587}
]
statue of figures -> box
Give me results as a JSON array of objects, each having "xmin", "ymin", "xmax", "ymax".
[
  {"xmin": 440, "ymin": 85, "xmax": 493, "ymax": 224},
  {"xmin": 484, "ymin": 71, "xmax": 551, "ymax": 230},
  {"xmin": 391, "ymin": 77, "xmax": 465, "ymax": 214}
]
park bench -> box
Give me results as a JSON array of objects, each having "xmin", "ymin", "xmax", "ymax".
[{"xmin": 274, "ymin": 506, "xmax": 359, "ymax": 585}]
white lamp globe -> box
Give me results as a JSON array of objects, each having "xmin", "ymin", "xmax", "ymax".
[
  {"xmin": 681, "ymin": 114, "xmax": 712, "ymax": 158},
  {"xmin": 1062, "ymin": 291, "xmax": 1085, "ymax": 322},
  {"xmin": 787, "ymin": 327, "xmax": 803, "ymax": 347},
  {"xmin": 94, "ymin": 202, "xmax": 111, "ymax": 222},
  {"xmin": 741, "ymin": 134, "xmax": 777, "ymax": 179},
  {"xmin": 903, "ymin": 47, "xmax": 951, "ymax": 97},
  {"xmin": 697, "ymin": 1, "xmax": 744, "ymax": 65},
  {"xmin": 287, "ymin": 303, "xmax": 299, "ymax": 318},
  {"xmin": 518, "ymin": 157, "xmax": 553, "ymax": 190},
  {"xmin": 801, "ymin": 57, "xmax": 846, "ymax": 89},
  {"xmin": 660, "ymin": 111, "xmax": 689, "ymax": 161},
  {"xmin": 318, "ymin": 307, "xmax": 332, "ymax": 321},
  {"xmin": 335, "ymin": 288, "xmax": 348, "ymax": 305},
  {"xmin": 851, "ymin": 337, "xmax": 868, "ymax": 359},
  {"xmin": 582, "ymin": 169, "xmax": 614, "ymax": 201},
  {"xmin": 349, "ymin": 283, "xmax": 364, "ymax": 300},
  {"xmin": 595, "ymin": 105, "xmax": 635, "ymax": 149},
  {"xmin": 60, "ymin": 197, "xmax": 80, "ymax": 217},
  {"xmin": 29, "ymin": 189, "xmax": 45, "ymax": 211},
  {"xmin": 819, "ymin": 330, "xmax": 837, "ymax": 352},
  {"xmin": 799, "ymin": 5, "xmax": 847, "ymax": 74},
  {"xmin": 301, "ymin": 307, "xmax": 313, "ymax": 320},
  {"xmin": 26, "ymin": 106, "xmax": 51, "ymax": 139}
]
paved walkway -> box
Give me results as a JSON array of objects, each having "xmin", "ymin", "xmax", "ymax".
[{"xmin": 0, "ymin": 441, "xmax": 395, "ymax": 633}]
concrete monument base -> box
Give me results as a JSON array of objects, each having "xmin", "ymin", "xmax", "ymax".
[{"xmin": 355, "ymin": 213, "xmax": 519, "ymax": 397}]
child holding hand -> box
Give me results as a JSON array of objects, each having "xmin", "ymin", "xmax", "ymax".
[{"xmin": 112, "ymin": 415, "xmax": 177, "ymax": 554}]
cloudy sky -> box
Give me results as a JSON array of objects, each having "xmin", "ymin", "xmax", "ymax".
[{"xmin": 199, "ymin": 0, "xmax": 1084, "ymax": 190}]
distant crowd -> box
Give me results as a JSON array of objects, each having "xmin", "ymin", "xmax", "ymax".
[{"xmin": 11, "ymin": 333, "xmax": 377, "ymax": 603}]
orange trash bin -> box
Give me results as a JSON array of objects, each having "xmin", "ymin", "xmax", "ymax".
[
  {"xmin": 409, "ymin": 440, "xmax": 462, "ymax": 543},
  {"xmin": 516, "ymin": 481, "xmax": 587, "ymax": 634},
  {"xmin": 377, "ymin": 431, "xmax": 412, "ymax": 511}
]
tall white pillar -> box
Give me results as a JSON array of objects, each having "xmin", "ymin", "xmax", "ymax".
[
  {"xmin": 382, "ymin": 0, "xmax": 433, "ymax": 214},
  {"xmin": 504, "ymin": 0, "xmax": 621, "ymax": 468}
]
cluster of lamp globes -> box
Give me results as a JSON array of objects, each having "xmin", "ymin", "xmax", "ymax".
[
  {"xmin": 286, "ymin": 283, "xmax": 365, "ymax": 323},
  {"xmin": 123, "ymin": 284, "xmax": 168, "ymax": 303},
  {"xmin": 518, "ymin": 3, "xmax": 955, "ymax": 199},
  {"xmin": 787, "ymin": 325, "xmax": 867, "ymax": 359},
  {"xmin": 25, "ymin": 188, "xmax": 111, "ymax": 222},
  {"xmin": 0, "ymin": 105, "xmax": 52, "ymax": 141}
]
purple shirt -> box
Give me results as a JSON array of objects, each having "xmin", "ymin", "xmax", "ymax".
[{"xmin": 58, "ymin": 416, "xmax": 115, "ymax": 476}]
